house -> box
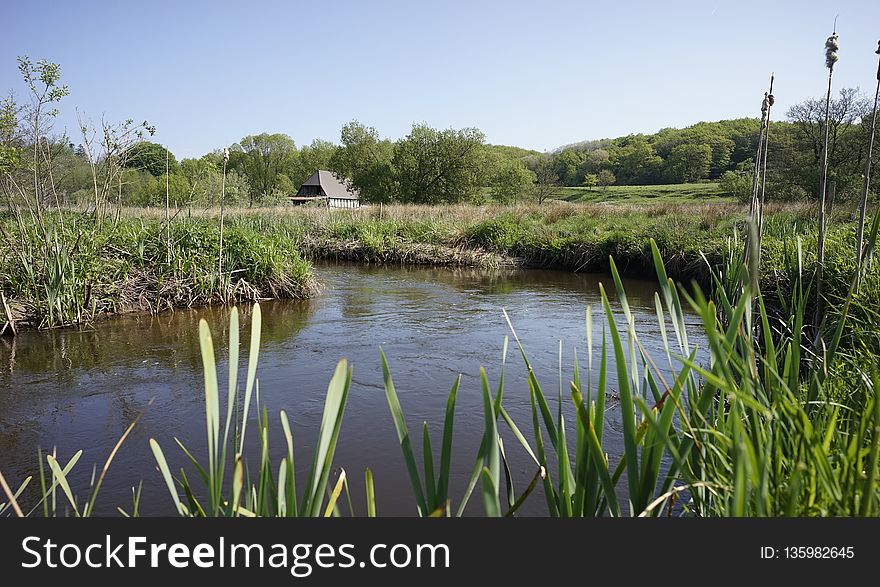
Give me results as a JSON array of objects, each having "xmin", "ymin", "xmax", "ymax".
[{"xmin": 291, "ymin": 170, "xmax": 360, "ymax": 208}]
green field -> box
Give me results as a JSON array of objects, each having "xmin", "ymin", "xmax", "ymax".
[{"xmin": 554, "ymin": 182, "xmax": 730, "ymax": 203}]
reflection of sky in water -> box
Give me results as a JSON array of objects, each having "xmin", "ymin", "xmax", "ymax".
[{"xmin": 0, "ymin": 262, "xmax": 705, "ymax": 516}]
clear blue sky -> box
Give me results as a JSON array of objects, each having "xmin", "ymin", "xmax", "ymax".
[{"xmin": 2, "ymin": 0, "xmax": 879, "ymax": 158}]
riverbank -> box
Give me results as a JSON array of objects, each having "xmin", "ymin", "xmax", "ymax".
[
  {"xmin": 0, "ymin": 212, "xmax": 314, "ymax": 330},
  {"xmin": 2, "ymin": 202, "xmax": 878, "ymax": 336}
]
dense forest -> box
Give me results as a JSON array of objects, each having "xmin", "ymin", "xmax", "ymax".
[{"xmin": 2, "ymin": 68, "xmax": 878, "ymax": 207}]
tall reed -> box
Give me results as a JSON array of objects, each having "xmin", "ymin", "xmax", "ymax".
[
  {"xmin": 218, "ymin": 147, "xmax": 229, "ymax": 283},
  {"xmin": 856, "ymin": 40, "xmax": 880, "ymax": 288},
  {"xmin": 816, "ymin": 26, "xmax": 840, "ymax": 323}
]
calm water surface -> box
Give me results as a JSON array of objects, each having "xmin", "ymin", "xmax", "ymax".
[{"xmin": 0, "ymin": 262, "xmax": 704, "ymax": 515}]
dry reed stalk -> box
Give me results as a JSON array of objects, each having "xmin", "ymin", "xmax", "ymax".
[
  {"xmin": 745, "ymin": 76, "xmax": 775, "ymax": 284},
  {"xmin": 165, "ymin": 148, "xmax": 171, "ymax": 266},
  {"xmin": 0, "ymin": 291, "xmax": 15, "ymax": 337},
  {"xmin": 218, "ymin": 147, "xmax": 229, "ymax": 285},
  {"xmin": 749, "ymin": 93, "xmax": 769, "ymax": 220},
  {"xmin": 0, "ymin": 468, "xmax": 24, "ymax": 517},
  {"xmin": 816, "ymin": 25, "xmax": 840, "ymax": 324},
  {"xmin": 758, "ymin": 77, "xmax": 775, "ymax": 238},
  {"xmin": 855, "ymin": 40, "xmax": 880, "ymax": 290}
]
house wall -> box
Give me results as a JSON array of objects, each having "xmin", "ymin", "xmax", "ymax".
[{"xmin": 328, "ymin": 198, "xmax": 360, "ymax": 209}]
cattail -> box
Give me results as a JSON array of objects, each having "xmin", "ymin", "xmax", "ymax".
[
  {"xmin": 744, "ymin": 75, "xmax": 775, "ymax": 306},
  {"xmin": 749, "ymin": 91, "xmax": 770, "ymax": 219},
  {"xmin": 825, "ymin": 33, "xmax": 840, "ymax": 69},
  {"xmin": 815, "ymin": 24, "xmax": 839, "ymax": 329},
  {"xmin": 758, "ymin": 78, "xmax": 774, "ymax": 238},
  {"xmin": 165, "ymin": 147, "xmax": 171, "ymax": 266},
  {"xmin": 855, "ymin": 40, "xmax": 880, "ymax": 291}
]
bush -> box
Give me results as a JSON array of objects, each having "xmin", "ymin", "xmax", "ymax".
[{"xmin": 719, "ymin": 170, "xmax": 752, "ymax": 202}]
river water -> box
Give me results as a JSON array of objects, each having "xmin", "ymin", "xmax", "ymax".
[{"xmin": 0, "ymin": 262, "xmax": 703, "ymax": 516}]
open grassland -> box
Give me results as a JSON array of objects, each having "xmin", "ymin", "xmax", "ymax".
[{"xmin": 554, "ymin": 182, "xmax": 730, "ymax": 203}]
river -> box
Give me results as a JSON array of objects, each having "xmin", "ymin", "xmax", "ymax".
[{"xmin": 0, "ymin": 262, "xmax": 704, "ymax": 516}]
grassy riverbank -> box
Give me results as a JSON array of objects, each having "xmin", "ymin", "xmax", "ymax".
[
  {"xmin": 0, "ymin": 212, "xmax": 314, "ymax": 329},
  {"xmin": 3, "ymin": 202, "xmax": 878, "ymax": 339},
  {"xmin": 175, "ymin": 201, "xmax": 870, "ymax": 291},
  {"xmin": 184, "ymin": 201, "xmax": 880, "ymax": 353}
]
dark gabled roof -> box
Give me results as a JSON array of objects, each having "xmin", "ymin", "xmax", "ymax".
[{"xmin": 298, "ymin": 170, "xmax": 360, "ymax": 199}]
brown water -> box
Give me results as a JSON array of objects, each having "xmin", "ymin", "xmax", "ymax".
[{"xmin": 0, "ymin": 262, "xmax": 703, "ymax": 516}]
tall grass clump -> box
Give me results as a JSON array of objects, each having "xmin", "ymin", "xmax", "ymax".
[
  {"xmin": 149, "ymin": 303, "xmax": 368, "ymax": 517},
  {"xmin": 0, "ymin": 410, "xmax": 145, "ymax": 517},
  {"xmin": 492, "ymin": 220, "xmax": 880, "ymax": 516},
  {"xmin": 0, "ymin": 214, "xmax": 315, "ymax": 328}
]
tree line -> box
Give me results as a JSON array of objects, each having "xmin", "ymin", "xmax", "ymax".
[{"xmin": 3, "ymin": 57, "xmax": 879, "ymax": 208}]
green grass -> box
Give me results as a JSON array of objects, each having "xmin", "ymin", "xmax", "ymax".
[
  {"xmin": 554, "ymin": 182, "xmax": 730, "ymax": 203},
  {"xmin": 0, "ymin": 212, "xmax": 315, "ymax": 329}
]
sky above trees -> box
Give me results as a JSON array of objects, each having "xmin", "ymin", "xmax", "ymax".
[{"xmin": 1, "ymin": 0, "xmax": 878, "ymax": 157}]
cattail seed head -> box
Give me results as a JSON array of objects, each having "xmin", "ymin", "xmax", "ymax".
[
  {"xmin": 761, "ymin": 92, "xmax": 769, "ymax": 118},
  {"xmin": 876, "ymin": 40, "xmax": 880, "ymax": 81},
  {"xmin": 768, "ymin": 94, "xmax": 775, "ymax": 107},
  {"xmin": 223, "ymin": 147, "xmax": 230, "ymax": 163},
  {"xmin": 825, "ymin": 33, "xmax": 839, "ymax": 69}
]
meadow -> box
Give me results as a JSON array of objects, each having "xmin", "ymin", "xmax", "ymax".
[{"xmin": 553, "ymin": 182, "xmax": 730, "ymax": 203}]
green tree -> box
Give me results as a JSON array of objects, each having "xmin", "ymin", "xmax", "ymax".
[
  {"xmin": 274, "ymin": 173, "xmax": 296, "ymax": 196},
  {"xmin": 490, "ymin": 159, "xmax": 535, "ymax": 203},
  {"xmin": 582, "ymin": 173, "xmax": 598, "ymax": 191},
  {"xmin": 784, "ymin": 87, "xmax": 870, "ymax": 200},
  {"xmin": 0, "ymin": 97, "xmax": 20, "ymax": 173},
  {"xmin": 663, "ymin": 143, "xmax": 712, "ymax": 183},
  {"xmin": 608, "ymin": 135, "xmax": 662, "ymax": 184},
  {"xmin": 576, "ymin": 148, "xmax": 610, "ymax": 178},
  {"xmin": 180, "ymin": 156, "xmax": 250, "ymax": 205},
  {"xmin": 533, "ymin": 157, "xmax": 560, "ymax": 204},
  {"xmin": 551, "ymin": 149, "xmax": 585, "ymax": 186},
  {"xmin": 126, "ymin": 171, "xmax": 192, "ymax": 206},
  {"xmin": 123, "ymin": 141, "xmax": 178, "ymax": 176},
  {"xmin": 230, "ymin": 133, "xmax": 297, "ymax": 205},
  {"xmin": 291, "ymin": 139, "xmax": 337, "ymax": 186},
  {"xmin": 329, "ymin": 121, "xmax": 396, "ymax": 203},
  {"xmin": 719, "ymin": 169, "xmax": 753, "ymax": 202},
  {"xmin": 597, "ymin": 169, "xmax": 616, "ymax": 190},
  {"xmin": 653, "ymin": 123, "xmax": 735, "ymax": 178},
  {"xmin": 392, "ymin": 124, "xmax": 487, "ymax": 204}
]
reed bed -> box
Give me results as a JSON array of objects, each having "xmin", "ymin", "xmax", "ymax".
[{"xmin": 0, "ymin": 212, "xmax": 315, "ymax": 330}]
